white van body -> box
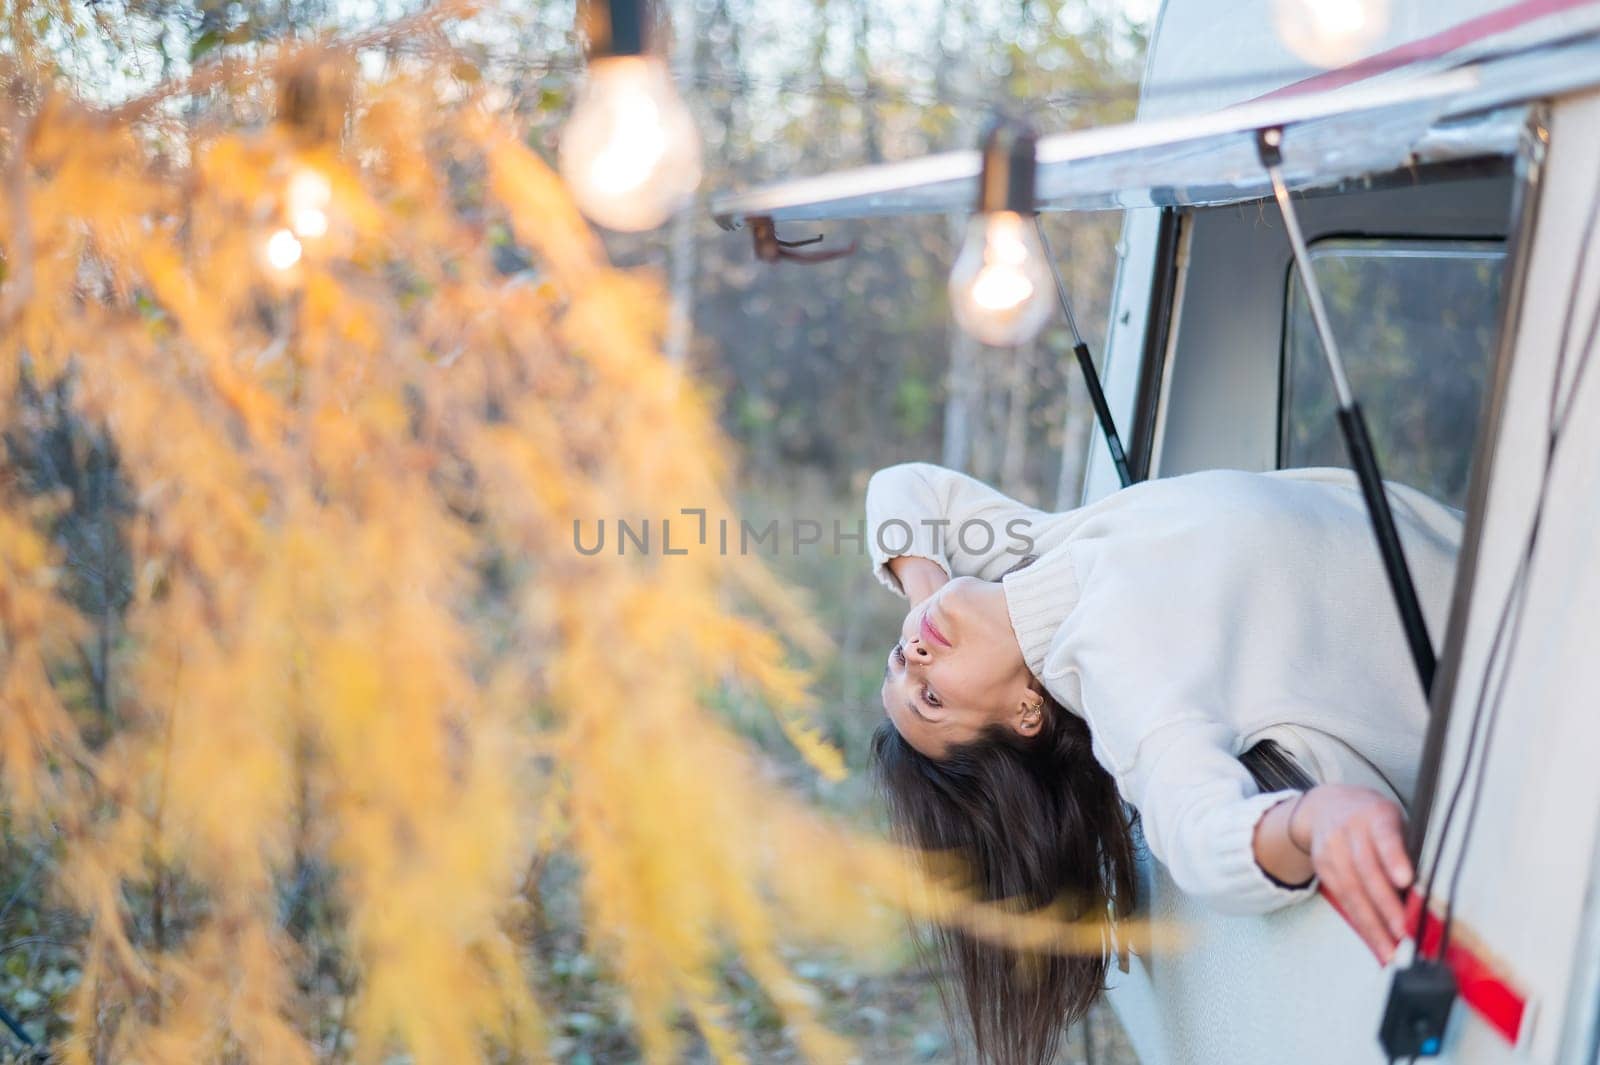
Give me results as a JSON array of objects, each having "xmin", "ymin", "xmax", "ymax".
[
  {"xmin": 709, "ymin": 5, "xmax": 1600, "ymax": 1058},
  {"xmin": 1086, "ymin": 4, "xmax": 1600, "ymax": 1063}
]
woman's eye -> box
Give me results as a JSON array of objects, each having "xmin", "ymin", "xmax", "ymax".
[
  {"xmin": 893, "ymin": 644, "xmax": 906, "ymax": 666},
  {"xmin": 923, "ymin": 688, "xmax": 941, "ymax": 708}
]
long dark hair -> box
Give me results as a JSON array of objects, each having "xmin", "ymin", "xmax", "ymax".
[{"xmin": 870, "ymin": 690, "xmax": 1139, "ymax": 1065}]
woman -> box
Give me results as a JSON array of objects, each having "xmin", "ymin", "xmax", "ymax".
[{"xmin": 866, "ymin": 462, "xmax": 1461, "ymax": 1065}]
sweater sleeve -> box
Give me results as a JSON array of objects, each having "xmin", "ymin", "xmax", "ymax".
[
  {"xmin": 1109, "ymin": 717, "xmax": 1317, "ymax": 914},
  {"xmin": 864, "ymin": 462, "xmax": 1053, "ymax": 597}
]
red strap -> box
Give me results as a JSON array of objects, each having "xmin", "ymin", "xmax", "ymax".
[
  {"xmin": 1408, "ymin": 892, "xmax": 1527, "ymax": 1045},
  {"xmin": 1317, "ymin": 885, "xmax": 1526, "ymax": 1045}
]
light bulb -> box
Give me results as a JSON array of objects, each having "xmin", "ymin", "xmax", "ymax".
[
  {"xmin": 558, "ymin": 55, "xmax": 702, "ymax": 232},
  {"xmin": 264, "ymin": 227, "xmax": 303, "ymax": 271},
  {"xmin": 1272, "ymin": 0, "xmax": 1389, "ymax": 68},
  {"xmin": 287, "ymin": 167, "xmax": 331, "ymax": 239},
  {"xmin": 948, "ymin": 212, "xmax": 1055, "ymax": 347}
]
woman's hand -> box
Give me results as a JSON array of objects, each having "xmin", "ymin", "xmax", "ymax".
[
  {"xmin": 1298, "ymin": 784, "xmax": 1415, "ymax": 962},
  {"xmin": 888, "ymin": 555, "xmax": 948, "ymax": 604}
]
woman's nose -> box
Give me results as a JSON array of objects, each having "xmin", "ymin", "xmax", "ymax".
[{"xmin": 906, "ymin": 636, "xmax": 932, "ymax": 659}]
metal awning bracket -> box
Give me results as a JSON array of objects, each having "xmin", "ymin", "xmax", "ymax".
[{"xmin": 748, "ymin": 216, "xmax": 857, "ymax": 264}]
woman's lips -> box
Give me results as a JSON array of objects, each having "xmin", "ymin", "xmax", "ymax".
[{"xmin": 920, "ymin": 609, "xmax": 952, "ymax": 648}]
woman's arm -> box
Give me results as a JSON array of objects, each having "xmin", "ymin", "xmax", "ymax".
[
  {"xmin": 1110, "ymin": 719, "xmax": 1319, "ymax": 915},
  {"xmin": 1113, "ymin": 717, "xmax": 1412, "ymax": 958},
  {"xmin": 865, "ymin": 462, "xmax": 1053, "ymax": 596},
  {"xmin": 1254, "ymin": 784, "xmax": 1413, "ymax": 961}
]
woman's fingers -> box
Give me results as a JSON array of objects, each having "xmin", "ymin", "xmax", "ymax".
[
  {"xmin": 1371, "ymin": 806, "xmax": 1415, "ymax": 891},
  {"xmin": 1317, "ymin": 832, "xmax": 1395, "ymax": 961},
  {"xmin": 1294, "ymin": 785, "xmax": 1415, "ymax": 962},
  {"xmin": 1349, "ymin": 823, "xmax": 1407, "ymax": 942}
]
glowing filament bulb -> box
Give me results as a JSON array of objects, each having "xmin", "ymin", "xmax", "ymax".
[
  {"xmin": 287, "ymin": 167, "xmax": 332, "ymax": 239},
  {"xmin": 558, "ymin": 55, "xmax": 702, "ymax": 232},
  {"xmin": 265, "ymin": 228, "xmax": 303, "ymax": 271},
  {"xmin": 948, "ymin": 211, "xmax": 1055, "ymax": 346},
  {"xmin": 1272, "ymin": 0, "xmax": 1389, "ymax": 68}
]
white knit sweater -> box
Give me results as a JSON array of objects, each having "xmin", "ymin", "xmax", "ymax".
[{"xmin": 864, "ymin": 462, "xmax": 1462, "ymax": 914}]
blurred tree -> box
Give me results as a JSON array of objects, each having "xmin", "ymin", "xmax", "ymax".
[
  {"xmin": 674, "ymin": 0, "xmax": 1147, "ymax": 503},
  {"xmin": 0, "ymin": 2, "xmax": 1155, "ymax": 1062},
  {"xmin": 0, "ymin": 5, "xmax": 1141, "ymax": 1063}
]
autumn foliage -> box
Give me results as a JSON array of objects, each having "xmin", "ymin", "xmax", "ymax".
[{"xmin": 0, "ymin": 5, "xmax": 1137, "ymax": 1064}]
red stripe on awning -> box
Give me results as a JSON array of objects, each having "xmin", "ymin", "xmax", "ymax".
[{"xmin": 1261, "ymin": 0, "xmax": 1599, "ymax": 100}]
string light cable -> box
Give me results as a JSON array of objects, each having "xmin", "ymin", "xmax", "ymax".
[
  {"xmin": 87, "ymin": 14, "xmax": 1600, "ymax": 141},
  {"xmin": 476, "ymin": 22, "xmax": 1600, "ymax": 117}
]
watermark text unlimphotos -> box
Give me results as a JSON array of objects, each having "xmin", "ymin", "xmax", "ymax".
[{"xmin": 573, "ymin": 509, "xmax": 1036, "ymax": 558}]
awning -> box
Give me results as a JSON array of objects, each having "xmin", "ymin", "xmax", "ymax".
[{"xmin": 710, "ymin": 32, "xmax": 1600, "ymax": 228}]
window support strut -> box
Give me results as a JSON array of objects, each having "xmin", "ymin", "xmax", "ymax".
[
  {"xmin": 1257, "ymin": 126, "xmax": 1437, "ymax": 697},
  {"xmin": 1034, "ymin": 215, "xmax": 1134, "ymax": 488}
]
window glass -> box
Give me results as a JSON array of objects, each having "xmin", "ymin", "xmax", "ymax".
[{"xmin": 1281, "ymin": 240, "xmax": 1505, "ymax": 510}]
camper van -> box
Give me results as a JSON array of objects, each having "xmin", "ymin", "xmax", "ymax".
[{"xmin": 711, "ymin": 1, "xmax": 1600, "ymax": 1062}]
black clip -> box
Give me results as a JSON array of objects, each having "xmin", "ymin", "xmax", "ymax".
[
  {"xmin": 1378, "ymin": 958, "xmax": 1458, "ymax": 1057},
  {"xmin": 1256, "ymin": 126, "xmax": 1285, "ymax": 169},
  {"xmin": 749, "ymin": 217, "xmax": 857, "ymax": 264}
]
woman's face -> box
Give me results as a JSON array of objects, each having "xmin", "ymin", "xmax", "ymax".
[{"xmin": 879, "ymin": 576, "xmax": 1041, "ymax": 760}]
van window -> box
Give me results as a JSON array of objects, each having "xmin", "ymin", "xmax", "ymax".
[{"xmin": 1280, "ymin": 239, "xmax": 1506, "ymax": 510}]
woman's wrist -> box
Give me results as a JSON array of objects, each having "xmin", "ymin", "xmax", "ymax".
[
  {"xmin": 888, "ymin": 555, "xmax": 947, "ymax": 603},
  {"xmin": 1287, "ymin": 790, "xmax": 1315, "ymax": 855},
  {"xmin": 1252, "ymin": 792, "xmax": 1317, "ymax": 889}
]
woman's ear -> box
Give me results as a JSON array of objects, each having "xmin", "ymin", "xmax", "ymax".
[{"xmin": 1014, "ymin": 690, "xmax": 1045, "ymax": 737}]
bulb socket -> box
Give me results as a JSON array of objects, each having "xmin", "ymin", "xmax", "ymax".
[
  {"xmin": 976, "ymin": 115, "xmax": 1038, "ymax": 215},
  {"xmin": 583, "ymin": 0, "xmax": 650, "ymax": 59},
  {"xmin": 1255, "ymin": 126, "xmax": 1285, "ymax": 169}
]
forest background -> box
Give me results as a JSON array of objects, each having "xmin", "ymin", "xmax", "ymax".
[{"xmin": 0, "ymin": 0, "xmax": 1153, "ymax": 1061}]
